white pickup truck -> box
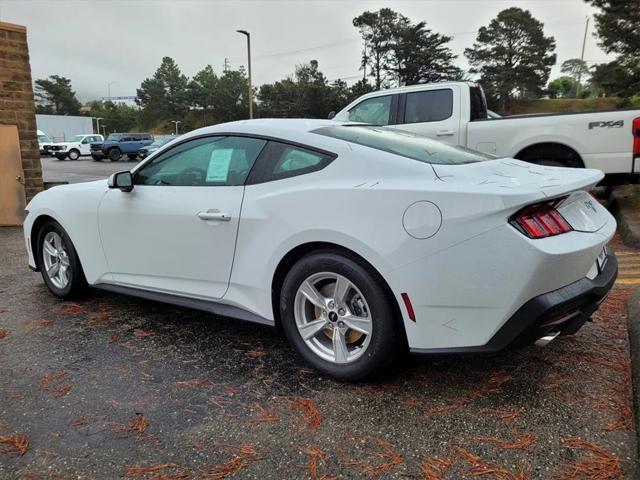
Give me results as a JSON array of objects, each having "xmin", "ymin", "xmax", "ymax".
[
  {"xmin": 47, "ymin": 134, "xmax": 104, "ymax": 160},
  {"xmin": 332, "ymin": 81, "xmax": 640, "ymax": 185}
]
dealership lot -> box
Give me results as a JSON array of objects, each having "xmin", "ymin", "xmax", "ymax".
[
  {"xmin": 0, "ymin": 223, "xmax": 638, "ymax": 478},
  {"xmin": 41, "ymin": 156, "xmax": 138, "ymax": 184}
]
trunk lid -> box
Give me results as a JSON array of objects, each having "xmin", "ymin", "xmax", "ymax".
[{"xmin": 433, "ymin": 158, "xmax": 608, "ymax": 232}]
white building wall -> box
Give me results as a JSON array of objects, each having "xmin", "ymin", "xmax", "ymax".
[{"xmin": 36, "ymin": 114, "xmax": 94, "ymax": 142}]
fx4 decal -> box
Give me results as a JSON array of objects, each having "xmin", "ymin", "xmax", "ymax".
[{"xmin": 588, "ymin": 120, "xmax": 624, "ymax": 129}]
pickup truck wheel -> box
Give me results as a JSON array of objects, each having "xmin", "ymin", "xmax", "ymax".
[
  {"xmin": 533, "ymin": 159, "xmax": 564, "ymax": 167},
  {"xmin": 108, "ymin": 148, "xmax": 122, "ymax": 162},
  {"xmin": 68, "ymin": 149, "xmax": 80, "ymax": 161}
]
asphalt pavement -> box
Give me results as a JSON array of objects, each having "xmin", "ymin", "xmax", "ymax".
[
  {"xmin": 0, "ymin": 224, "xmax": 638, "ymax": 479},
  {"xmin": 41, "ymin": 155, "xmax": 138, "ymax": 184}
]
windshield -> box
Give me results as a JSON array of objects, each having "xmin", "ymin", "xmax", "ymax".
[
  {"xmin": 106, "ymin": 133, "xmax": 123, "ymax": 141},
  {"xmin": 68, "ymin": 135, "xmax": 84, "ymax": 142},
  {"xmin": 313, "ymin": 125, "xmax": 492, "ymax": 165},
  {"xmin": 38, "ymin": 135, "xmax": 52, "ymax": 143},
  {"xmin": 150, "ymin": 137, "xmax": 175, "ymax": 147}
]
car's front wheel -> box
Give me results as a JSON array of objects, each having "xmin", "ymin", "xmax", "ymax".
[
  {"xmin": 37, "ymin": 221, "xmax": 88, "ymax": 298},
  {"xmin": 108, "ymin": 148, "xmax": 122, "ymax": 161},
  {"xmin": 68, "ymin": 149, "xmax": 80, "ymax": 160},
  {"xmin": 280, "ymin": 251, "xmax": 397, "ymax": 381}
]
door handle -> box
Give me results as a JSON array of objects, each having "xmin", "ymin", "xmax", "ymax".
[
  {"xmin": 436, "ymin": 130, "xmax": 455, "ymax": 137},
  {"xmin": 197, "ymin": 210, "xmax": 231, "ymax": 222}
]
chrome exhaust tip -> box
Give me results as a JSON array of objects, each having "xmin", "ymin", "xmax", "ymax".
[{"xmin": 534, "ymin": 331, "xmax": 561, "ymax": 347}]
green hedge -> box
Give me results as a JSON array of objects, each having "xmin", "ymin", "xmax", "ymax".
[{"xmin": 505, "ymin": 97, "xmax": 640, "ymax": 115}]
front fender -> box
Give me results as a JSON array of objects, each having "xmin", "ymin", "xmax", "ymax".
[{"xmin": 25, "ymin": 183, "xmax": 112, "ymax": 284}]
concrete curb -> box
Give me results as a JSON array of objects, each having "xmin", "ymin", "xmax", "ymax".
[
  {"xmin": 627, "ymin": 290, "xmax": 640, "ymax": 471},
  {"xmin": 611, "ymin": 187, "xmax": 640, "ymax": 249}
]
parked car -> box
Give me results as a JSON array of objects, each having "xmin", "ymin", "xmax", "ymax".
[
  {"xmin": 138, "ymin": 135, "xmax": 177, "ymax": 159},
  {"xmin": 37, "ymin": 130, "xmax": 54, "ymax": 156},
  {"xmin": 23, "ymin": 119, "xmax": 617, "ymax": 380},
  {"xmin": 47, "ymin": 134, "xmax": 105, "ymax": 160},
  {"xmin": 91, "ymin": 133, "xmax": 153, "ymax": 161},
  {"xmin": 331, "ymin": 81, "xmax": 640, "ymax": 186}
]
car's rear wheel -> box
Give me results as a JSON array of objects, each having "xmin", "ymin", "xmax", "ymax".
[
  {"xmin": 280, "ymin": 251, "xmax": 396, "ymax": 381},
  {"xmin": 68, "ymin": 149, "xmax": 80, "ymax": 160},
  {"xmin": 37, "ymin": 221, "xmax": 88, "ymax": 299},
  {"xmin": 108, "ymin": 148, "xmax": 122, "ymax": 161}
]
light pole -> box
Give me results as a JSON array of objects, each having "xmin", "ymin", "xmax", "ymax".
[
  {"xmin": 101, "ymin": 125, "xmax": 107, "ymax": 137},
  {"xmin": 107, "ymin": 81, "xmax": 116, "ymax": 101},
  {"xmin": 171, "ymin": 120, "xmax": 181, "ymax": 135},
  {"xmin": 236, "ymin": 29, "xmax": 253, "ymax": 119},
  {"xmin": 95, "ymin": 117, "xmax": 103, "ymax": 135}
]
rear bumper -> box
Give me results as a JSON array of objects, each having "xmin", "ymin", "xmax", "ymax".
[{"xmin": 410, "ymin": 248, "xmax": 617, "ymax": 354}]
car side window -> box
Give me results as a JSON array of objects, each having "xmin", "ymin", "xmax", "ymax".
[
  {"xmin": 403, "ymin": 89, "xmax": 453, "ymax": 124},
  {"xmin": 348, "ymin": 95, "xmax": 392, "ymax": 125},
  {"xmin": 247, "ymin": 141, "xmax": 335, "ymax": 184},
  {"xmin": 135, "ymin": 136, "xmax": 267, "ymax": 187}
]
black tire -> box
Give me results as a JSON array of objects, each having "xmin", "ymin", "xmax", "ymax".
[
  {"xmin": 36, "ymin": 221, "xmax": 88, "ymax": 299},
  {"xmin": 280, "ymin": 251, "xmax": 397, "ymax": 381},
  {"xmin": 532, "ymin": 159, "xmax": 564, "ymax": 167},
  {"xmin": 68, "ymin": 149, "xmax": 80, "ymax": 160},
  {"xmin": 92, "ymin": 155, "xmax": 102, "ymax": 161},
  {"xmin": 127, "ymin": 154, "xmax": 138, "ymax": 161},
  {"xmin": 108, "ymin": 148, "xmax": 122, "ymax": 162}
]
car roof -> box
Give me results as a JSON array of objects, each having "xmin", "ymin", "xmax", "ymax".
[{"xmin": 178, "ymin": 119, "xmax": 349, "ymax": 150}]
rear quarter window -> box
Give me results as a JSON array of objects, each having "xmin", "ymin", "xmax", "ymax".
[{"xmin": 247, "ymin": 141, "xmax": 335, "ymax": 184}]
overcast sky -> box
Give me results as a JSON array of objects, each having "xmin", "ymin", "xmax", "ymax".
[{"xmin": 0, "ymin": 0, "xmax": 613, "ymax": 102}]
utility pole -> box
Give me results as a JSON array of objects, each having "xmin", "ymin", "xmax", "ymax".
[
  {"xmin": 95, "ymin": 117, "xmax": 103, "ymax": 135},
  {"xmin": 236, "ymin": 30, "xmax": 253, "ymax": 119},
  {"xmin": 107, "ymin": 81, "xmax": 116, "ymax": 102},
  {"xmin": 101, "ymin": 125, "xmax": 107, "ymax": 137},
  {"xmin": 223, "ymin": 57, "xmax": 230, "ymax": 73},
  {"xmin": 576, "ymin": 16, "xmax": 590, "ymax": 98}
]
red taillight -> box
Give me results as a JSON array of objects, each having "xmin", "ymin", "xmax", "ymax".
[
  {"xmin": 633, "ymin": 117, "xmax": 640, "ymax": 158},
  {"xmin": 510, "ymin": 199, "xmax": 573, "ymax": 239}
]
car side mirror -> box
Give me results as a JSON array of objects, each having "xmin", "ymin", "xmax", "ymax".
[
  {"xmin": 108, "ymin": 171, "xmax": 133, "ymax": 192},
  {"xmin": 327, "ymin": 111, "xmax": 336, "ymax": 120}
]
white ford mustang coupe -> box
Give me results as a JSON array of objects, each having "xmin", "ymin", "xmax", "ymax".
[{"xmin": 24, "ymin": 119, "xmax": 617, "ymax": 380}]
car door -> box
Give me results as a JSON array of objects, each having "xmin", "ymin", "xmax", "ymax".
[
  {"xmin": 391, "ymin": 86, "xmax": 461, "ymax": 145},
  {"xmin": 97, "ymin": 135, "xmax": 267, "ymax": 299},
  {"xmin": 79, "ymin": 136, "xmax": 92, "ymax": 155}
]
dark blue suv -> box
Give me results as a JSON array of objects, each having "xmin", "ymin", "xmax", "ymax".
[{"xmin": 91, "ymin": 133, "xmax": 154, "ymax": 161}]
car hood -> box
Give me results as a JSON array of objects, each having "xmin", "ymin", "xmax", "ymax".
[
  {"xmin": 52, "ymin": 142, "xmax": 76, "ymax": 147},
  {"xmin": 432, "ymin": 158, "xmax": 603, "ymax": 198}
]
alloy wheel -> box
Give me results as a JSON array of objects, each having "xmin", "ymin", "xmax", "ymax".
[
  {"xmin": 293, "ymin": 272, "xmax": 372, "ymax": 364},
  {"xmin": 42, "ymin": 231, "xmax": 71, "ymax": 289}
]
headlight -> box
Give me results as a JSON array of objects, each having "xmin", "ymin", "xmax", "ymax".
[{"xmin": 61, "ymin": 146, "xmax": 67, "ymax": 150}]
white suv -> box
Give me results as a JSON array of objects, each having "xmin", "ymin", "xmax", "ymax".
[{"xmin": 48, "ymin": 134, "xmax": 104, "ymax": 160}]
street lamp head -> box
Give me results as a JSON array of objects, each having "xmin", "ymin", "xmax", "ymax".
[{"xmin": 236, "ymin": 29, "xmax": 249, "ymax": 37}]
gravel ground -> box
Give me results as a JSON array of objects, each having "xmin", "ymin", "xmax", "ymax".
[{"xmin": 0, "ymin": 226, "xmax": 637, "ymax": 479}]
